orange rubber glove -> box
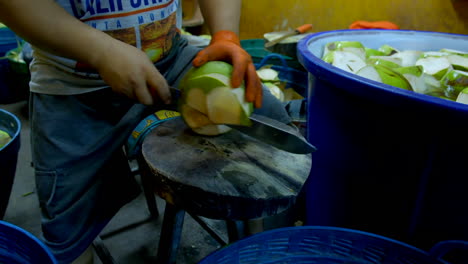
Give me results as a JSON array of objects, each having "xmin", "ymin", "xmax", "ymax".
[
  {"xmin": 349, "ymin": 20, "xmax": 399, "ymax": 30},
  {"xmin": 192, "ymin": 30, "xmax": 262, "ymax": 108}
]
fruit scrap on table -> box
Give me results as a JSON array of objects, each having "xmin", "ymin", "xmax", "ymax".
[{"xmin": 256, "ymin": 66, "xmax": 304, "ymax": 102}]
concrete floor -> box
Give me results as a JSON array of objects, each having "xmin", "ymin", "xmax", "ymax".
[
  {"xmin": 0, "ymin": 100, "xmax": 227, "ymax": 264},
  {"xmin": 1, "ymin": 100, "xmax": 301, "ymax": 264}
]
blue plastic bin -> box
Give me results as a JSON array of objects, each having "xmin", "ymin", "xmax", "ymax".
[
  {"xmin": 199, "ymin": 226, "xmax": 468, "ymax": 264},
  {"xmin": 0, "ymin": 27, "xmax": 18, "ymax": 56},
  {"xmin": 0, "ymin": 220, "xmax": 57, "ymax": 264},
  {"xmin": 0, "ymin": 27, "xmax": 25, "ymax": 104},
  {"xmin": 0, "ymin": 109, "xmax": 21, "ymax": 219},
  {"xmin": 297, "ymin": 30, "xmax": 468, "ymax": 250}
]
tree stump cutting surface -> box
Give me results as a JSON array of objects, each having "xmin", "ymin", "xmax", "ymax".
[{"xmin": 141, "ymin": 117, "xmax": 312, "ymax": 220}]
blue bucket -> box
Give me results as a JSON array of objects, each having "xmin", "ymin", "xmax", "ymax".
[
  {"xmin": 199, "ymin": 226, "xmax": 468, "ymax": 264},
  {"xmin": 0, "ymin": 27, "xmax": 18, "ymax": 56},
  {"xmin": 0, "ymin": 109, "xmax": 21, "ymax": 219},
  {"xmin": 0, "ymin": 27, "xmax": 24, "ymax": 104},
  {"xmin": 0, "ymin": 220, "xmax": 57, "ymax": 264},
  {"xmin": 297, "ymin": 30, "xmax": 468, "ymax": 249}
]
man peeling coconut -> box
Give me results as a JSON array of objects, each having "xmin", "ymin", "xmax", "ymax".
[{"xmin": 0, "ymin": 0, "xmax": 291, "ymax": 263}]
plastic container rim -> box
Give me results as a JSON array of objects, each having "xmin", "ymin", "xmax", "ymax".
[
  {"xmin": 297, "ymin": 29, "xmax": 468, "ymax": 113},
  {"xmin": 201, "ymin": 225, "xmax": 443, "ymax": 263},
  {"xmin": 0, "ymin": 220, "xmax": 57, "ymax": 263},
  {"xmin": 0, "ymin": 108, "xmax": 21, "ymax": 151}
]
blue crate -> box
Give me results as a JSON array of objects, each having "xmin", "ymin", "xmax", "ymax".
[
  {"xmin": 255, "ymin": 53, "xmax": 307, "ymax": 98},
  {"xmin": 0, "ymin": 220, "xmax": 57, "ymax": 264},
  {"xmin": 199, "ymin": 226, "xmax": 468, "ymax": 264}
]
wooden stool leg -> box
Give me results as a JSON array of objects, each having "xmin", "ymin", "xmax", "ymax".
[
  {"xmin": 157, "ymin": 203, "xmax": 185, "ymax": 264},
  {"xmin": 226, "ymin": 219, "xmax": 264, "ymax": 243},
  {"xmin": 137, "ymin": 156, "xmax": 159, "ymax": 218},
  {"xmin": 226, "ymin": 220, "xmax": 245, "ymax": 243},
  {"xmin": 246, "ymin": 218, "xmax": 264, "ymax": 235}
]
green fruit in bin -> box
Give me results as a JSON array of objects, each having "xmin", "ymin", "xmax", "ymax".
[
  {"xmin": 321, "ymin": 40, "xmax": 468, "ymax": 104},
  {"xmin": 378, "ymin": 44, "xmax": 399, "ymax": 56},
  {"xmin": 440, "ymin": 48, "xmax": 468, "ymax": 58},
  {"xmin": 367, "ymin": 56, "xmax": 401, "ymax": 68},
  {"xmin": 365, "ymin": 48, "xmax": 386, "ymax": 58},
  {"xmin": 415, "ymin": 56, "xmax": 452, "ymax": 80},
  {"xmin": 323, "ymin": 41, "xmax": 366, "ymax": 60},
  {"xmin": 441, "ymin": 69, "xmax": 468, "ymax": 99},
  {"xmin": 356, "ymin": 65, "xmax": 412, "ymax": 90},
  {"xmin": 394, "ymin": 65, "xmax": 425, "ymax": 92},
  {"xmin": 419, "ymin": 51, "xmax": 450, "ymax": 58},
  {"xmin": 0, "ymin": 130, "xmax": 12, "ymax": 149},
  {"xmin": 446, "ymin": 54, "xmax": 468, "ymax": 71},
  {"xmin": 322, "ymin": 51, "xmax": 367, "ymax": 74},
  {"xmin": 393, "ymin": 66, "xmax": 445, "ymax": 96},
  {"xmin": 456, "ymin": 87, "xmax": 468, "ymax": 105}
]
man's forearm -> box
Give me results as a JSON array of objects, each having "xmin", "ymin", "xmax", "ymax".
[
  {"xmin": 198, "ymin": 0, "xmax": 241, "ymax": 35},
  {"xmin": 0, "ymin": 0, "xmax": 115, "ymax": 68}
]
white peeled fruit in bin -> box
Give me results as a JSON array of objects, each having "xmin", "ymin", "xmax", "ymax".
[
  {"xmin": 446, "ymin": 55, "xmax": 468, "ymax": 71},
  {"xmin": 356, "ymin": 65, "xmax": 411, "ymax": 90},
  {"xmin": 321, "ymin": 41, "xmax": 468, "ymax": 104},
  {"xmin": 323, "ymin": 51, "xmax": 367, "ymax": 74},
  {"xmin": 389, "ymin": 50, "xmax": 422, "ymax": 67},
  {"xmin": 179, "ymin": 61, "xmax": 254, "ymax": 136},
  {"xmin": 394, "ymin": 65, "xmax": 426, "ymax": 93},
  {"xmin": 256, "ymin": 68, "xmax": 279, "ymax": 81},
  {"xmin": 415, "ymin": 56, "xmax": 452, "ymax": 79},
  {"xmin": 456, "ymin": 88, "xmax": 468, "ymax": 104},
  {"xmin": 440, "ymin": 48, "xmax": 468, "ymax": 58},
  {"xmin": 0, "ymin": 130, "xmax": 12, "ymax": 149},
  {"xmin": 323, "ymin": 41, "xmax": 366, "ymax": 60},
  {"xmin": 264, "ymin": 82, "xmax": 285, "ymax": 101}
]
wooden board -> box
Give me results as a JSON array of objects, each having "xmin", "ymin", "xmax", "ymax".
[{"xmin": 141, "ymin": 117, "xmax": 312, "ymax": 220}]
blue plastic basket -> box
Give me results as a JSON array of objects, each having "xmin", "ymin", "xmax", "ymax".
[
  {"xmin": 199, "ymin": 226, "xmax": 468, "ymax": 264},
  {"xmin": 0, "ymin": 220, "xmax": 57, "ymax": 264},
  {"xmin": 255, "ymin": 53, "xmax": 308, "ymax": 98},
  {"xmin": 0, "ymin": 109, "xmax": 21, "ymax": 219}
]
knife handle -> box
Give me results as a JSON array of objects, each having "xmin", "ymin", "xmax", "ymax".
[
  {"xmin": 295, "ymin": 24, "xmax": 313, "ymax": 34},
  {"xmin": 264, "ymin": 24, "xmax": 313, "ymax": 48}
]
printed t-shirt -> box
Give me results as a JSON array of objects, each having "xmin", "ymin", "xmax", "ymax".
[{"xmin": 30, "ymin": 0, "xmax": 183, "ymax": 95}]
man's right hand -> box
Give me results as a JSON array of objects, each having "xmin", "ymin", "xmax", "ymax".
[{"xmin": 93, "ymin": 39, "xmax": 171, "ymax": 106}]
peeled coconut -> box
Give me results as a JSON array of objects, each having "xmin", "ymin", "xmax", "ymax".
[{"xmin": 179, "ymin": 61, "xmax": 254, "ymax": 136}]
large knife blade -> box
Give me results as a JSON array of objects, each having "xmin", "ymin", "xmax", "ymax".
[
  {"xmin": 169, "ymin": 86, "xmax": 316, "ymax": 154},
  {"xmin": 229, "ymin": 114, "xmax": 316, "ymax": 154}
]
